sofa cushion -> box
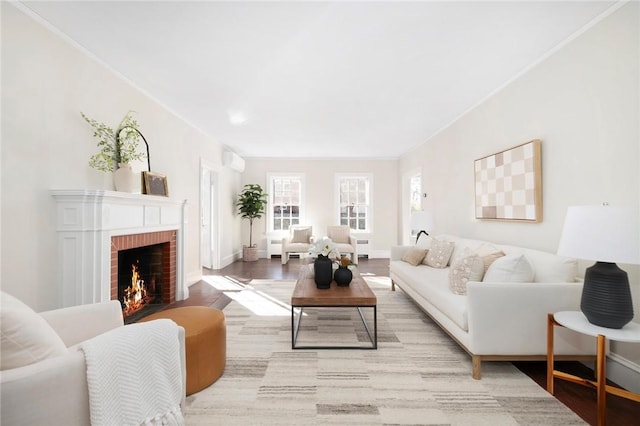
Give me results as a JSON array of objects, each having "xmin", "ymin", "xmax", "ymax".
[
  {"xmin": 481, "ymin": 251, "xmax": 506, "ymax": 274},
  {"xmin": 328, "ymin": 226, "xmax": 350, "ymax": 244},
  {"xmin": 1, "ymin": 292, "xmax": 68, "ymax": 370},
  {"xmin": 291, "ymin": 227, "xmax": 312, "ymax": 243},
  {"xmin": 425, "ymin": 239, "xmax": 455, "ymax": 268},
  {"xmin": 401, "ymin": 247, "xmax": 428, "ymax": 266},
  {"xmin": 449, "ymin": 248, "xmax": 485, "ymax": 295},
  {"xmin": 483, "ymin": 254, "xmax": 534, "ymax": 283}
]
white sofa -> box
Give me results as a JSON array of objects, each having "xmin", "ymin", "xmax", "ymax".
[
  {"xmin": 390, "ymin": 234, "xmax": 596, "ymax": 379},
  {"xmin": 1, "ymin": 296, "xmax": 186, "ymax": 425}
]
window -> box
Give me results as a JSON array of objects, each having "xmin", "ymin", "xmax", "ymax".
[
  {"xmin": 409, "ymin": 172, "xmax": 422, "ymax": 236},
  {"xmin": 336, "ymin": 174, "xmax": 372, "ymax": 232},
  {"xmin": 267, "ymin": 174, "xmax": 304, "ymax": 232}
]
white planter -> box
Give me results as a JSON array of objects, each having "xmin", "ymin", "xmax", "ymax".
[{"xmin": 113, "ymin": 163, "xmax": 140, "ymax": 193}]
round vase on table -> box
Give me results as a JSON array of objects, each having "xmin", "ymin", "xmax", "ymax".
[
  {"xmin": 113, "ymin": 163, "xmax": 140, "ymax": 193},
  {"xmin": 334, "ymin": 266, "xmax": 353, "ymax": 287},
  {"xmin": 314, "ymin": 255, "xmax": 333, "ymax": 289}
]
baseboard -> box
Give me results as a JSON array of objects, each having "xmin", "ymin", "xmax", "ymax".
[{"xmin": 607, "ymin": 353, "xmax": 640, "ymax": 393}]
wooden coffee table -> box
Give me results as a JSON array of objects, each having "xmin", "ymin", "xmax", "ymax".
[{"xmin": 291, "ymin": 265, "xmax": 377, "ymax": 349}]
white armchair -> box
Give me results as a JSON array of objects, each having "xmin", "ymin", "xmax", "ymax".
[
  {"xmin": 327, "ymin": 225, "xmax": 358, "ymax": 261},
  {"xmin": 0, "ymin": 293, "xmax": 186, "ymax": 425},
  {"xmin": 281, "ymin": 225, "xmax": 314, "ymax": 265}
]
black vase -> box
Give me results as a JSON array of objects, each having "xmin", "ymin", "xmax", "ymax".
[
  {"xmin": 314, "ymin": 255, "xmax": 333, "ymax": 289},
  {"xmin": 334, "ymin": 265, "xmax": 353, "ymax": 287},
  {"xmin": 580, "ymin": 262, "xmax": 634, "ymax": 329}
]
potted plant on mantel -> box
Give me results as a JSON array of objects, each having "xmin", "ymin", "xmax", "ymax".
[
  {"xmin": 236, "ymin": 183, "xmax": 268, "ymax": 261},
  {"xmin": 81, "ymin": 111, "xmax": 147, "ymax": 193}
]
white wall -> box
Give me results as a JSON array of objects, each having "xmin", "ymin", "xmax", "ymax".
[
  {"xmin": 242, "ymin": 158, "xmax": 398, "ymax": 258},
  {"xmin": 399, "ymin": 3, "xmax": 639, "ymax": 367},
  {"xmin": 1, "ymin": 3, "xmax": 241, "ymax": 310}
]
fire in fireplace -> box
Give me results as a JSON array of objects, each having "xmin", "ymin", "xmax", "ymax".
[{"xmin": 118, "ymin": 243, "xmax": 165, "ymax": 320}]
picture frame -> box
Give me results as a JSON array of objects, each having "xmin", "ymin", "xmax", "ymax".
[
  {"xmin": 474, "ymin": 139, "xmax": 542, "ymax": 222},
  {"xmin": 142, "ymin": 171, "xmax": 169, "ymax": 197}
]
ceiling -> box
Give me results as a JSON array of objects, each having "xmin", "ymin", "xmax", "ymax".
[{"xmin": 21, "ymin": 1, "xmax": 616, "ymax": 159}]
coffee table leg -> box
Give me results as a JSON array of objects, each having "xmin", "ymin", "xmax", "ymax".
[
  {"xmin": 291, "ymin": 306, "xmax": 303, "ymax": 349},
  {"xmin": 356, "ymin": 306, "xmax": 377, "ymax": 349}
]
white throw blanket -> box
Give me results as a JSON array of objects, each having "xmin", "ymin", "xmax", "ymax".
[{"xmin": 80, "ymin": 319, "xmax": 184, "ymax": 426}]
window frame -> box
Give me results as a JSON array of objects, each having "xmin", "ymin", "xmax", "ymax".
[
  {"xmin": 334, "ymin": 173, "xmax": 373, "ymax": 233},
  {"xmin": 266, "ymin": 173, "xmax": 306, "ymax": 233}
]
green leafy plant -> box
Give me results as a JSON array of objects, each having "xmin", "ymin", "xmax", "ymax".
[
  {"xmin": 81, "ymin": 111, "xmax": 146, "ymax": 172},
  {"xmin": 236, "ymin": 184, "xmax": 268, "ymax": 247}
]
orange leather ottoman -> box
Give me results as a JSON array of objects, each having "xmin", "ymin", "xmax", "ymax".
[{"xmin": 140, "ymin": 306, "xmax": 226, "ymax": 395}]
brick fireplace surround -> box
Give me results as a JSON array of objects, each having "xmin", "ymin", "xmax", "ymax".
[
  {"xmin": 52, "ymin": 190, "xmax": 187, "ymax": 308},
  {"xmin": 111, "ymin": 230, "xmax": 177, "ymax": 305}
]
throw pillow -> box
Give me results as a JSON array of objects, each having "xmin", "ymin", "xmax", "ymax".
[
  {"xmin": 291, "ymin": 227, "xmax": 311, "ymax": 243},
  {"xmin": 448, "ymin": 248, "xmax": 485, "ymax": 295},
  {"xmin": 1, "ymin": 291, "xmax": 68, "ymax": 370},
  {"xmin": 483, "ymin": 254, "xmax": 535, "ymax": 283},
  {"xmin": 416, "ymin": 234, "xmax": 432, "ymax": 250},
  {"xmin": 481, "ymin": 251, "xmax": 506, "ymax": 274},
  {"xmin": 425, "ymin": 239, "xmax": 455, "ymax": 268},
  {"xmin": 401, "ymin": 247, "xmax": 428, "ymax": 266},
  {"xmin": 329, "ymin": 227, "xmax": 350, "ymax": 244}
]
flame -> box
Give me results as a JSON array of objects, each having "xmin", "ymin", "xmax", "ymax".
[{"xmin": 122, "ymin": 263, "xmax": 150, "ymax": 317}]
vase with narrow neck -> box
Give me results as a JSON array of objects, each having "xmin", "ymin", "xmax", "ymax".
[
  {"xmin": 113, "ymin": 163, "xmax": 140, "ymax": 193},
  {"xmin": 313, "ymin": 255, "xmax": 333, "ymax": 289},
  {"xmin": 334, "ymin": 265, "xmax": 353, "ymax": 287}
]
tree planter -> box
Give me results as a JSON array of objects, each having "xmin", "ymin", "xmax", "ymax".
[{"xmin": 243, "ymin": 246, "xmax": 259, "ymax": 262}]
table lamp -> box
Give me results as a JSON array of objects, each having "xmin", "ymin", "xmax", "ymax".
[
  {"xmin": 557, "ymin": 204, "xmax": 640, "ymax": 329},
  {"xmin": 411, "ymin": 210, "xmax": 434, "ymax": 244}
]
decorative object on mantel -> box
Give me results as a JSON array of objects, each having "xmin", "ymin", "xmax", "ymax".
[
  {"xmin": 81, "ymin": 111, "xmax": 148, "ymax": 193},
  {"xmin": 236, "ymin": 184, "xmax": 268, "ymax": 261},
  {"xmin": 142, "ymin": 171, "xmax": 169, "ymax": 197},
  {"xmin": 474, "ymin": 139, "xmax": 542, "ymax": 222},
  {"xmin": 310, "ymin": 237, "xmax": 340, "ymax": 289},
  {"xmin": 334, "ymin": 256, "xmax": 354, "ymax": 287},
  {"xmin": 557, "ymin": 203, "xmax": 640, "ymax": 329}
]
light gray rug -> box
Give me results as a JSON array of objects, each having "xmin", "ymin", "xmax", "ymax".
[{"xmin": 183, "ymin": 276, "xmax": 585, "ymax": 425}]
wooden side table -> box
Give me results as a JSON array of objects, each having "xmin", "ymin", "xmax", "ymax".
[{"xmin": 547, "ymin": 311, "xmax": 640, "ymax": 426}]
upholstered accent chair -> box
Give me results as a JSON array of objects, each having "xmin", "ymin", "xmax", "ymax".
[
  {"xmin": 281, "ymin": 225, "xmax": 314, "ymax": 265},
  {"xmin": 327, "ymin": 225, "xmax": 357, "ymax": 261}
]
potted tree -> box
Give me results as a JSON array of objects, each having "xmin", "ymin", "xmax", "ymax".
[
  {"xmin": 236, "ymin": 183, "xmax": 268, "ymax": 261},
  {"xmin": 81, "ymin": 111, "xmax": 147, "ymax": 192}
]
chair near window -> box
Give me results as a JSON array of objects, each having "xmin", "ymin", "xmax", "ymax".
[
  {"xmin": 327, "ymin": 225, "xmax": 357, "ymax": 261},
  {"xmin": 281, "ymin": 225, "xmax": 314, "ymax": 265}
]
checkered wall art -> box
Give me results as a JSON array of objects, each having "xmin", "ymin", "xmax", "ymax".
[{"xmin": 474, "ymin": 139, "xmax": 542, "ymax": 222}]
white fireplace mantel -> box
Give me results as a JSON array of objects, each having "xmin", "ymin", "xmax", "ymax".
[{"xmin": 52, "ymin": 190, "xmax": 188, "ymax": 307}]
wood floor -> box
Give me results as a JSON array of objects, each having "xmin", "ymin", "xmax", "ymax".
[{"xmin": 168, "ymin": 257, "xmax": 637, "ymax": 426}]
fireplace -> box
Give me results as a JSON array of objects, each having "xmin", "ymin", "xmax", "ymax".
[
  {"xmin": 52, "ymin": 190, "xmax": 187, "ymax": 309},
  {"xmin": 111, "ymin": 231, "xmax": 176, "ymax": 321}
]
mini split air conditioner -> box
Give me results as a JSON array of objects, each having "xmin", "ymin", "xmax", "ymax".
[{"xmin": 222, "ymin": 151, "xmax": 245, "ymax": 172}]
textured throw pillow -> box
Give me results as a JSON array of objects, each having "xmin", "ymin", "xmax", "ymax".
[
  {"xmin": 483, "ymin": 254, "xmax": 535, "ymax": 283},
  {"xmin": 481, "ymin": 251, "xmax": 506, "ymax": 274},
  {"xmin": 329, "ymin": 227, "xmax": 350, "ymax": 244},
  {"xmin": 425, "ymin": 239, "xmax": 455, "ymax": 268},
  {"xmin": 1, "ymin": 292, "xmax": 68, "ymax": 370},
  {"xmin": 448, "ymin": 248, "xmax": 485, "ymax": 295},
  {"xmin": 401, "ymin": 247, "xmax": 428, "ymax": 266},
  {"xmin": 291, "ymin": 227, "xmax": 311, "ymax": 243}
]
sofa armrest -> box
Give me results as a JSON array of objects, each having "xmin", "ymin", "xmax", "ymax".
[
  {"xmin": 390, "ymin": 246, "xmax": 411, "ymax": 261},
  {"xmin": 467, "ymin": 281, "xmax": 592, "ymax": 355},
  {"xmin": 1, "ymin": 350, "xmax": 90, "ymax": 425},
  {"xmin": 40, "ymin": 300, "xmax": 124, "ymax": 347}
]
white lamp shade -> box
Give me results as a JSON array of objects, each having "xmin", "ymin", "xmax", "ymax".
[
  {"xmin": 411, "ymin": 210, "xmax": 434, "ymax": 232},
  {"xmin": 557, "ymin": 205, "xmax": 640, "ymax": 265}
]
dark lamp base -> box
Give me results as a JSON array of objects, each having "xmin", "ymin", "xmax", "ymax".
[{"xmin": 581, "ymin": 262, "xmax": 634, "ymax": 329}]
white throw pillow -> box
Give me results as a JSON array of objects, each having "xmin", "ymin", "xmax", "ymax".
[
  {"xmin": 1, "ymin": 292, "xmax": 68, "ymax": 370},
  {"xmin": 425, "ymin": 238, "xmax": 455, "ymax": 268},
  {"xmin": 483, "ymin": 254, "xmax": 535, "ymax": 283},
  {"xmin": 448, "ymin": 248, "xmax": 485, "ymax": 295}
]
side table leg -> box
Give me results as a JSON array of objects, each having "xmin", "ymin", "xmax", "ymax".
[
  {"xmin": 596, "ymin": 334, "xmax": 606, "ymax": 426},
  {"xmin": 546, "ymin": 313, "xmax": 555, "ymax": 394}
]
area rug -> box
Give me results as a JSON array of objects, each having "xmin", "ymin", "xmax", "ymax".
[{"xmin": 183, "ymin": 277, "xmax": 585, "ymax": 425}]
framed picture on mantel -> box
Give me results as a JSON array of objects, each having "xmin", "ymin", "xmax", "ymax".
[
  {"xmin": 142, "ymin": 171, "xmax": 169, "ymax": 197},
  {"xmin": 474, "ymin": 139, "xmax": 542, "ymax": 222}
]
